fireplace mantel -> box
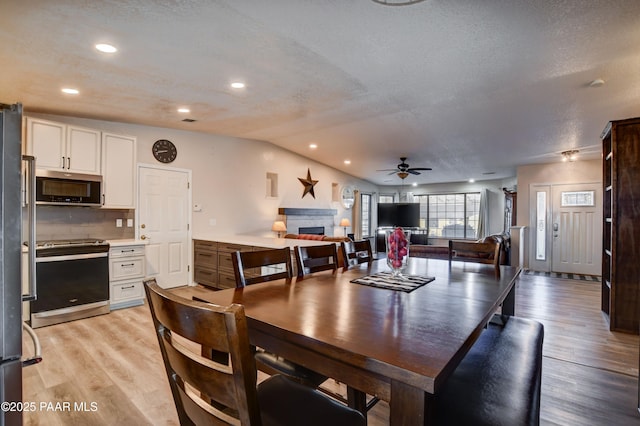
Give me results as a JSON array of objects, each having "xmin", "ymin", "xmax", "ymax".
[{"xmin": 278, "ymin": 208, "xmax": 337, "ymax": 216}]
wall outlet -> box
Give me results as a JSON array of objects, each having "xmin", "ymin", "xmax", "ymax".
[
  {"xmin": 116, "ymin": 219, "xmax": 123, "ymax": 228},
  {"xmin": 127, "ymin": 219, "xmax": 133, "ymax": 227}
]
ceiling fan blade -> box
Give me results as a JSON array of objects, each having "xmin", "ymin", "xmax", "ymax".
[
  {"xmin": 408, "ymin": 167, "xmax": 432, "ymax": 171},
  {"xmin": 376, "ymin": 168, "xmax": 399, "ymax": 172},
  {"xmin": 407, "ymin": 170, "xmax": 421, "ymax": 175}
]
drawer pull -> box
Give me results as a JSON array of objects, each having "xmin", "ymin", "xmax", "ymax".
[
  {"xmin": 121, "ymin": 285, "xmax": 136, "ymax": 290},
  {"xmin": 122, "ymin": 263, "xmax": 135, "ymax": 267},
  {"xmin": 121, "ymin": 249, "xmax": 135, "ymax": 253}
]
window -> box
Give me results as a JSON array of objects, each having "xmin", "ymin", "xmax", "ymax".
[
  {"xmin": 379, "ymin": 194, "xmax": 394, "ymax": 203},
  {"xmin": 361, "ymin": 193, "xmax": 372, "ymax": 237},
  {"xmin": 414, "ymin": 193, "xmax": 481, "ymax": 239}
]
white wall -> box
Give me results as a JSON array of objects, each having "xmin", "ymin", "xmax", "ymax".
[
  {"xmin": 516, "ymin": 160, "xmax": 602, "ymax": 226},
  {"xmin": 25, "ymin": 112, "xmax": 522, "ymax": 241},
  {"xmin": 516, "ymin": 159, "xmax": 602, "ymax": 269},
  {"xmin": 26, "ymin": 113, "xmax": 377, "ymax": 238}
]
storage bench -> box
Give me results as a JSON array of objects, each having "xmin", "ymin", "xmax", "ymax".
[{"xmin": 436, "ymin": 316, "xmax": 544, "ymax": 425}]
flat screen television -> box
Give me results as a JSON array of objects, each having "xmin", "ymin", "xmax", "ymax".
[{"xmin": 377, "ymin": 203, "xmax": 420, "ymax": 228}]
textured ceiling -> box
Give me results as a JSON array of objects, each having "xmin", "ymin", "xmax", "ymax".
[{"xmin": 2, "ymin": 0, "xmax": 639, "ymax": 185}]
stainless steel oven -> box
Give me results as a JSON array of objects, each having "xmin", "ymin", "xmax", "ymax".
[{"xmin": 31, "ymin": 239, "xmax": 110, "ymax": 328}]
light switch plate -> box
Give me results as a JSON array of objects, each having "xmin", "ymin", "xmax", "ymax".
[
  {"xmin": 116, "ymin": 219, "xmax": 123, "ymax": 228},
  {"xmin": 127, "ymin": 219, "xmax": 133, "ymax": 227}
]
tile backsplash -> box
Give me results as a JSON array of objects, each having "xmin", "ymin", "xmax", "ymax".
[{"xmin": 33, "ymin": 206, "xmax": 135, "ymax": 241}]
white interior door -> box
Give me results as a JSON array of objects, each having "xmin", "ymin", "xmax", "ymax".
[
  {"xmin": 138, "ymin": 165, "xmax": 191, "ymax": 289},
  {"xmin": 551, "ymin": 183, "xmax": 602, "ymax": 275}
]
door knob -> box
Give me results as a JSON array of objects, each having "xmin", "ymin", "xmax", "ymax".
[
  {"xmin": 140, "ymin": 235, "xmax": 147, "ymax": 240},
  {"xmin": 141, "ymin": 224, "xmax": 146, "ymax": 229}
]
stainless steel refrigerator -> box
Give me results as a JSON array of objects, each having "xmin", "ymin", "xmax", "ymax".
[{"xmin": 1, "ymin": 102, "xmax": 39, "ymax": 426}]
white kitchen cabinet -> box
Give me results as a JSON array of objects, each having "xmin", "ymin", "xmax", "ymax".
[
  {"xmin": 101, "ymin": 133, "xmax": 136, "ymax": 209},
  {"xmin": 26, "ymin": 117, "xmax": 101, "ymax": 175},
  {"xmin": 109, "ymin": 243, "xmax": 145, "ymax": 309}
]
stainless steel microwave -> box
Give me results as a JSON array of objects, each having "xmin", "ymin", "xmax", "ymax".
[{"xmin": 35, "ymin": 170, "xmax": 102, "ymax": 206}]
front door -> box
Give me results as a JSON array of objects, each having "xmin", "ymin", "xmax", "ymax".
[
  {"xmin": 137, "ymin": 165, "xmax": 191, "ymax": 289},
  {"xmin": 551, "ymin": 183, "xmax": 602, "ymax": 275}
]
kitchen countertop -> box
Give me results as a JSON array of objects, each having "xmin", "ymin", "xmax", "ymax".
[
  {"xmin": 107, "ymin": 239, "xmax": 148, "ymax": 247},
  {"xmin": 193, "ymin": 235, "xmax": 334, "ymax": 249},
  {"xmin": 21, "ymin": 239, "xmax": 147, "ymax": 252}
]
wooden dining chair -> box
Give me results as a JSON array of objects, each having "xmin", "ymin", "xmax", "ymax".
[
  {"xmin": 294, "ymin": 244, "xmax": 339, "ymax": 278},
  {"xmin": 230, "ymin": 249, "xmax": 327, "ymax": 388},
  {"xmin": 232, "ymin": 247, "xmax": 293, "ymax": 287},
  {"xmin": 448, "ymin": 240, "xmax": 501, "ymax": 267},
  {"xmin": 296, "ymin": 243, "xmax": 378, "ymax": 413},
  {"xmin": 144, "ymin": 279, "xmax": 365, "ymax": 426},
  {"xmin": 340, "ymin": 239, "xmax": 373, "ymax": 271}
]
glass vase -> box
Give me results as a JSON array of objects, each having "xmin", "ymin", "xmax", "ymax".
[{"xmin": 386, "ymin": 227, "xmax": 411, "ymax": 278}]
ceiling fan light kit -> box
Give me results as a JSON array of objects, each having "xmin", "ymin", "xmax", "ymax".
[
  {"xmin": 561, "ymin": 149, "xmax": 579, "ymax": 162},
  {"xmin": 377, "ymin": 157, "xmax": 432, "ymax": 180}
]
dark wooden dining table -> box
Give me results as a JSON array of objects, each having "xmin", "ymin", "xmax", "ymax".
[{"xmin": 192, "ymin": 257, "xmax": 521, "ymax": 425}]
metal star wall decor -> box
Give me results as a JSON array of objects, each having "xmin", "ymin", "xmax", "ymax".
[{"xmin": 298, "ymin": 168, "xmax": 318, "ymax": 199}]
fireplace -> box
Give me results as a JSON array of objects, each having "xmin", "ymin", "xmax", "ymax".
[
  {"xmin": 278, "ymin": 208, "xmax": 337, "ymax": 236},
  {"xmin": 298, "ymin": 226, "xmax": 325, "ymax": 235}
]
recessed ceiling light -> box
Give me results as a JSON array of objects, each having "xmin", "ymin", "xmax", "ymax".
[
  {"xmin": 95, "ymin": 43, "xmax": 117, "ymax": 53},
  {"xmin": 309, "ymin": 143, "xmax": 318, "ymax": 149},
  {"xmin": 344, "ymin": 160, "xmax": 351, "ymax": 165},
  {"xmin": 468, "ymin": 178, "xmax": 475, "ymax": 183},
  {"xmin": 230, "ymin": 82, "xmax": 245, "ymax": 89},
  {"xmin": 177, "ymin": 107, "xmax": 190, "ymax": 113},
  {"xmin": 412, "ymin": 182, "xmax": 417, "ymax": 187},
  {"xmin": 61, "ymin": 88, "xmax": 79, "ymax": 95},
  {"xmin": 589, "ymin": 78, "xmax": 605, "ymax": 87}
]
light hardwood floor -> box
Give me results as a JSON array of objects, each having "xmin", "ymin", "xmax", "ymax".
[{"xmin": 22, "ymin": 273, "xmax": 639, "ymax": 425}]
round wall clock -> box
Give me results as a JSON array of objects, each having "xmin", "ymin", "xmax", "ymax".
[{"xmin": 152, "ymin": 139, "xmax": 177, "ymax": 163}]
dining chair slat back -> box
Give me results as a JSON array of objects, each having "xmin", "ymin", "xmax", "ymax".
[
  {"xmin": 340, "ymin": 240, "xmax": 374, "ymax": 271},
  {"xmin": 232, "ymin": 247, "xmax": 293, "ymax": 287},
  {"xmin": 295, "ymin": 244, "xmax": 339, "ymax": 278},
  {"xmin": 144, "ymin": 278, "xmax": 260, "ymax": 425},
  {"xmin": 144, "ymin": 278, "xmax": 366, "ymax": 426},
  {"xmin": 230, "ymin": 248, "xmax": 328, "ymax": 388}
]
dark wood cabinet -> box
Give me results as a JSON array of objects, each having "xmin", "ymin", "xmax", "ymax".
[
  {"xmin": 193, "ymin": 240, "xmax": 218, "ymax": 288},
  {"xmin": 193, "ymin": 239, "xmax": 278, "ymax": 289},
  {"xmin": 601, "ymin": 117, "xmax": 640, "ymax": 334}
]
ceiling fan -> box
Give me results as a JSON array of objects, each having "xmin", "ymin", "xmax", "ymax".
[{"xmin": 377, "ymin": 157, "xmax": 432, "ymax": 180}]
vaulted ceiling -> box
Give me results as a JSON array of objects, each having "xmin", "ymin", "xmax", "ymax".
[{"xmin": 2, "ymin": 1, "xmax": 639, "ymax": 185}]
